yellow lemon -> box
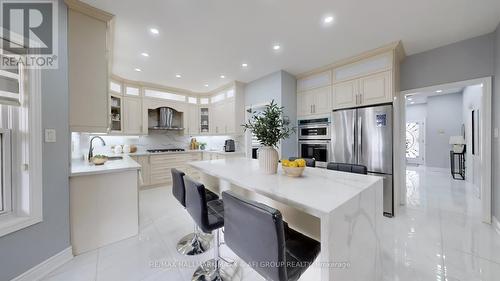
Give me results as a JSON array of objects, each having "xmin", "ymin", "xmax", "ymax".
[
  {"xmin": 282, "ymin": 160, "xmax": 290, "ymax": 167},
  {"xmin": 289, "ymin": 161, "xmax": 298, "ymax": 168},
  {"xmin": 296, "ymin": 159, "xmax": 306, "ymax": 167}
]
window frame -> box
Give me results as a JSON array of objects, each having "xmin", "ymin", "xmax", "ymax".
[
  {"xmin": 0, "ymin": 55, "xmax": 43, "ymax": 237},
  {"xmin": 0, "ymin": 129, "xmax": 12, "ymax": 215}
]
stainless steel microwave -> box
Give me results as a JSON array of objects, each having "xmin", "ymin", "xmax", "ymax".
[{"xmin": 298, "ymin": 117, "xmax": 331, "ymax": 140}]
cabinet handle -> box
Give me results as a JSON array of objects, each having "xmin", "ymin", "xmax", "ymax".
[{"xmin": 313, "ymin": 105, "xmax": 316, "ymax": 113}]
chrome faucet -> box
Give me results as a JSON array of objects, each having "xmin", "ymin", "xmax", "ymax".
[{"xmin": 88, "ymin": 136, "xmax": 106, "ymax": 160}]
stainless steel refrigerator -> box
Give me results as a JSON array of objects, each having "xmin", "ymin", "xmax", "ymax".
[{"xmin": 331, "ymin": 104, "xmax": 393, "ymax": 217}]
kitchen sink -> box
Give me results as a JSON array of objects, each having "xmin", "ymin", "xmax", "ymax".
[{"xmin": 107, "ymin": 156, "xmax": 123, "ymax": 161}]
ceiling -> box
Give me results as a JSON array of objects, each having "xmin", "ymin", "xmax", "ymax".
[
  {"xmin": 81, "ymin": 0, "xmax": 500, "ymax": 93},
  {"xmin": 406, "ymin": 87, "xmax": 464, "ymax": 105}
]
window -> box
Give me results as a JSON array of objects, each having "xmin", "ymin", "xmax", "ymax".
[
  {"xmin": 125, "ymin": 86, "xmax": 140, "ymax": 96},
  {"xmin": 0, "ymin": 130, "xmax": 11, "ymax": 215},
  {"xmin": 0, "ymin": 55, "xmax": 22, "ymax": 106},
  {"xmin": 144, "ymin": 89, "xmax": 186, "ymax": 102},
  {"xmin": 226, "ymin": 89, "xmax": 235, "ymax": 98},
  {"xmin": 0, "ymin": 45, "xmax": 43, "ymax": 237},
  {"xmin": 200, "ymin": 98, "xmax": 209, "ymax": 105},
  {"xmin": 188, "ymin": 97, "xmax": 197, "ymax": 104},
  {"xmin": 211, "ymin": 93, "xmax": 225, "ymax": 103},
  {"xmin": 110, "ymin": 80, "xmax": 122, "ymax": 94}
]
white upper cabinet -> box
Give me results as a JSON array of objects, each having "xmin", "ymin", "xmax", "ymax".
[
  {"xmin": 123, "ymin": 97, "xmax": 142, "ymax": 134},
  {"xmin": 67, "ymin": 1, "xmax": 113, "ymax": 133},
  {"xmin": 332, "ymin": 71, "xmax": 392, "ymax": 109},
  {"xmin": 333, "ymin": 52, "xmax": 392, "ymax": 83},
  {"xmin": 297, "ymin": 70, "xmax": 332, "ymax": 92},
  {"xmin": 186, "ymin": 104, "xmax": 199, "ymax": 135},
  {"xmin": 333, "ymin": 80, "xmax": 358, "ymax": 110},
  {"xmin": 359, "ymin": 71, "xmax": 392, "ymax": 105},
  {"xmin": 297, "ymin": 86, "xmax": 332, "ymax": 117}
]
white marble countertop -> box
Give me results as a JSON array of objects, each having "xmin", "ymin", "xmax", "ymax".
[
  {"xmin": 71, "ymin": 155, "xmax": 141, "ymax": 177},
  {"xmin": 189, "ymin": 158, "xmax": 382, "ymax": 217}
]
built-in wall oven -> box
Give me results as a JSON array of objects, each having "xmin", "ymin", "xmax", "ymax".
[
  {"xmin": 298, "ymin": 118, "xmax": 331, "ymax": 140},
  {"xmin": 298, "ymin": 117, "xmax": 331, "ymax": 167}
]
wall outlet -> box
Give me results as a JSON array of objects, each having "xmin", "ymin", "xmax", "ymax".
[{"xmin": 45, "ymin": 129, "xmax": 56, "ymax": 143}]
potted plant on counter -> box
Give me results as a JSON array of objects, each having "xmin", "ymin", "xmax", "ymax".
[{"xmin": 243, "ymin": 100, "xmax": 295, "ymax": 174}]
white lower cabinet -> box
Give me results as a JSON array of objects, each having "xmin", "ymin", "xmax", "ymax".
[{"xmin": 133, "ymin": 153, "xmax": 202, "ymax": 187}]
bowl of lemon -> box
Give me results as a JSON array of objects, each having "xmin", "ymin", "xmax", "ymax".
[{"xmin": 281, "ymin": 159, "xmax": 306, "ymax": 177}]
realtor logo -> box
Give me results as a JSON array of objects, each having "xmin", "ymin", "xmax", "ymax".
[{"xmin": 0, "ymin": 0, "xmax": 58, "ymax": 68}]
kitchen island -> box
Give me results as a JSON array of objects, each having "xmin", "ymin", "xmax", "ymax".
[
  {"xmin": 189, "ymin": 158, "xmax": 383, "ymax": 281},
  {"xmin": 70, "ymin": 156, "xmax": 141, "ymax": 255}
]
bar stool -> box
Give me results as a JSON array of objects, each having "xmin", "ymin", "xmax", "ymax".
[
  {"xmin": 184, "ymin": 176, "xmax": 227, "ymax": 281},
  {"xmin": 222, "ymin": 190, "xmax": 320, "ymax": 281},
  {"xmin": 171, "ymin": 168, "xmax": 219, "ymax": 256},
  {"xmin": 326, "ymin": 162, "xmax": 368, "ymax": 174},
  {"xmin": 289, "ymin": 157, "xmax": 316, "ymax": 167}
]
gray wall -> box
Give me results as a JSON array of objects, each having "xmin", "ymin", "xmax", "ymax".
[
  {"xmin": 244, "ymin": 71, "xmax": 282, "ymax": 106},
  {"xmin": 244, "ymin": 70, "xmax": 298, "ymax": 158},
  {"xmin": 425, "ymin": 93, "xmax": 463, "ymax": 169},
  {"xmin": 280, "ymin": 71, "xmax": 298, "ymax": 158},
  {"xmin": 0, "ymin": 1, "xmax": 70, "ymax": 280},
  {"xmin": 494, "ymin": 23, "xmax": 500, "ymax": 220},
  {"xmin": 401, "ymin": 32, "xmax": 495, "ymax": 91}
]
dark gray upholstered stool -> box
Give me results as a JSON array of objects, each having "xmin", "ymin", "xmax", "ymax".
[
  {"xmin": 184, "ymin": 176, "xmax": 227, "ymax": 281},
  {"xmin": 326, "ymin": 162, "xmax": 368, "ymax": 174},
  {"xmin": 288, "ymin": 157, "xmax": 316, "ymax": 167},
  {"xmin": 171, "ymin": 168, "xmax": 219, "ymax": 256},
  {"xmin": 222, "ymin": 191, "xmax": 320, "ymax": 281}
]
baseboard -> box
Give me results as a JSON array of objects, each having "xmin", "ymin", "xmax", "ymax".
[
  {"xmin": 493, "ymin": 216, "xmax": 500, "ymax": 236},
  {"xmin": 11, "ymin": 247, "xmax": 73, "ymax": 281}
]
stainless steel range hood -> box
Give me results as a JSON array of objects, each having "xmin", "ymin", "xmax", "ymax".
[{"xmin": 149, "ymin": 107, "xmax": 184, "ymax": 130}]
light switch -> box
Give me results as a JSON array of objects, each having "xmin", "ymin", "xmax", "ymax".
[
  {"xmin": 495, "ymin": 128, "xmax": 499, "ymax": 138},
  {"xmin": 45, "ymin": 129, "xmax": 56, "ymax": 143}
]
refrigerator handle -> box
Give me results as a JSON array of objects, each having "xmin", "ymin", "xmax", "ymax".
[{"xmin": 357, "ymin": 115, "xmax": 362, "ymax": 164}]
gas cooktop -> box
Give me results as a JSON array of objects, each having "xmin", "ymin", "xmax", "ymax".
[{"xmin": 146, "ymin": 148, "xmax": 186, "ymax": 153}]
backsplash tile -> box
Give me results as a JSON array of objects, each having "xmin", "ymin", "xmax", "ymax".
[{"xmin": 72, "ymin": 132, "xmax": 244, "ymax": 159}]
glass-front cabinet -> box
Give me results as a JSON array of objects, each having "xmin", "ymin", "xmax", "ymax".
[
  {"xmin": 109, "ymin": 95, "xmax": 122, "ymax": 132},
  {"xmin": 199, "ymin": 107, "xmax": 209, "ymax": 134}
]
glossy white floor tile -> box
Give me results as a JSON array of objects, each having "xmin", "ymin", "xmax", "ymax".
[{"xmin": 43, "ymin": 166, "xmax": 500, "ymax": 281}]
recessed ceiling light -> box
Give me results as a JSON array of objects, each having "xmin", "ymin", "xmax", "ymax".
[
  {"xmin": 273, "ymin": 44, "xmax": 281, "ymax": 51},
  {"xmin": 141, "ymin": 52, "xmax": 149, "ymax": 57},
  {"xmin": 175, "ymin": 74, "xmax": 182, "ymax": 78},
  {"xmin": 241, "ymin": 63, "xmax": 248, "ymax": 68},
  {"xmin": 436, "ymin": 90, "xmax": 443, "ymax": 93},
  {"xmin": 410, "ymin": 101, "xmax": 415, "ymax": 104},
  {"xmin": 134, "ymin": 68, "xmax": 142, "ymax": 72},
  {"xmin": 150, "ymin": 28, "xmax": 159, "ymax": 35},
  {"xmin": 220, "ymin": 75, "xmax": 225, "ymax": 79},
  {"xmin": 323, "ymin": 16, "xmax": 334, "ymax": 24},
  {"xmin": 204, "ymin": 84, "xmax": 209, "ymax": 87},
  {"xmin": 408, "ymin": 98, "xmax": 413, "ymax": 101}
]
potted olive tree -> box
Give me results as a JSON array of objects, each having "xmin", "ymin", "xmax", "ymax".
[{"xmin": 243, "ymin": 100, "xmax": 295, "ymax": 174}]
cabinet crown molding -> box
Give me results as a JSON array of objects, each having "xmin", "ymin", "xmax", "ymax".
[
  {"xmin": 296, "ymin": 41, "xmax": 405, "ymax": 79},
  {"xmin": 65, "ymin": 0, "xmax": 114, "ymax": 22}
]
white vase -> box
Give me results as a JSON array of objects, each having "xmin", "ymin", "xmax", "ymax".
[{"xmin": 258, "ymin": 146, "xmax": 279, "ymax": 174}]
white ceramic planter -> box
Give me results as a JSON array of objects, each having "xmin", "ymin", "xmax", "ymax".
[{"xmin": 258, "ymin": 146, "xmax": 279, "ymax": 174}]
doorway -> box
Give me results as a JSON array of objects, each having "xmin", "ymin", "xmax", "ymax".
[
  {"xmin": 397, "ymin": 77, "xmax": 492, "ymax": 223},
  {"xmin": 405, "ymin": 120, "xmax": 425, "ymax": 165}
]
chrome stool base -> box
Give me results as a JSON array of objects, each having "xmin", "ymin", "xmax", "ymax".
[
  {"xmin": 192, "ymin": 259, "xmax": 230, "ymax": 281},
  {"xmin": 176, "ymin": 232, "xmax": 213, "ymax": 256}
]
